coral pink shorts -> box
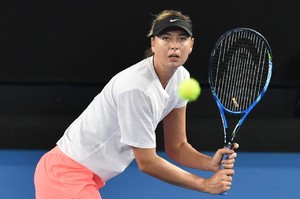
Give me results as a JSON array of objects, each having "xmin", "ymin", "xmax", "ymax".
[{"xmin": 34, "ymin": 146, "xmax": 105, "ymax": 199}]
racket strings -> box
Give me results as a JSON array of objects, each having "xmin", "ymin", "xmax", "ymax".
[{"xmin": 211, "ymin": 30, "xmax": 270, "ymax": 112}]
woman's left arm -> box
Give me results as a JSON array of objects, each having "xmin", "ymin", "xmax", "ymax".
[{"xmin": 163, "ymin": 106, "xmax": 237, "ymax": 172}]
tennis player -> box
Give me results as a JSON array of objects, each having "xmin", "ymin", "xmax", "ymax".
[{"xmin": 34, "ymin": 10, "xmax": 238, "ymax": 198}]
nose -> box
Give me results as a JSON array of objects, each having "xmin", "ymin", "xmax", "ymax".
[
  {"xmin": 170, "ymin": 42, "xmax": 179, "ymax": 50},
  {"xmin": 170, "ymin": 39, "xmax": 179, "ymax": 50}
]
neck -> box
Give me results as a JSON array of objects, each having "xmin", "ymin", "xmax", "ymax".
[{"xmin": 153, "ymin": 64, "xmax": 175, "ymax": 89}]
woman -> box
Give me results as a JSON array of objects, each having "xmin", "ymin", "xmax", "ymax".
[{"xmin": 34, "ymin": 10, "xmax": 238, "ymax": 198}]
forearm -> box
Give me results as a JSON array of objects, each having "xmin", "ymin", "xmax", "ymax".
[
  {"xmin": 162, "ymin": 107, "xmax": 218, "ymax": 172},
  {"xmin": 166, "ymin": 142, "xmax": 218, "ymax": 172},
  {"xmin": 139, "ymin": 153, "xmax": 207, "ymax": 192}
]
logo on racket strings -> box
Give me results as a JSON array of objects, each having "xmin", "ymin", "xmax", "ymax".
[{"xmin": 232, "ymin": 98, "xmax": 239, "ymax": 108}]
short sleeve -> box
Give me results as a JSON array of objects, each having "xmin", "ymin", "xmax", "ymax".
[{"xmin": 117, "ymin": 89, "xmax": 156, "ymax": 148}]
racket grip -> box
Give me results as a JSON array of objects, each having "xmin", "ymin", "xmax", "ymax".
[
  {"xmin": 220, "ymin": 145, "xmax": 232, "ymax": 196},
  {"xmin": 220, "ymin": 153, "xmax": 230, "ymax": 170},
  {"xmin": 221, "ymin": 145, "xmax": 232, "ymax": 169}
]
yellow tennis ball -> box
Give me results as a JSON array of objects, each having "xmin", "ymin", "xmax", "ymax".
[{"xmin": 178, "ymin": 78, "xmax": 201, "ymax": 101}]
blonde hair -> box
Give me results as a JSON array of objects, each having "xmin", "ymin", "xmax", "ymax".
[{"xmin": 144, "ymin": 10, "xmax": 193, "ymax": 57}]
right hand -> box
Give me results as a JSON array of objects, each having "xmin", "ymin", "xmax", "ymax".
[
  {"xmin": 210, "ymin": 143, "xmax": 238, "ymax": 171},
  {"xmin": 202, "ymin": 169, "xmax": 235, "ymax": 194}
]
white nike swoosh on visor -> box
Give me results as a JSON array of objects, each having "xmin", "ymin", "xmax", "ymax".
[{"xmin": 170, "ymin": 19, "xmax": 179, "ymax": 23}]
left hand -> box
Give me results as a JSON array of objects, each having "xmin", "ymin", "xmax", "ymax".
[{"xmin": 210, "ymin": 143, "xmax": 239, "ymax": 171}]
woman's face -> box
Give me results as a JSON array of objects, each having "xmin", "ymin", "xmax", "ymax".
[{"xmin": 151, "ymin": 30, "xmax": 194, "ymax": 70}]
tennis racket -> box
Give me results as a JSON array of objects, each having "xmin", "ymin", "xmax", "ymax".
[{"xmin": 208, "ymin": 28, "xmax": 272, "ymax": 195}]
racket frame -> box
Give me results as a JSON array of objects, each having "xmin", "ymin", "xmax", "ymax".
[{"xmin": 209, "ymin": 27, "xmax": 273, "ymax": 147}]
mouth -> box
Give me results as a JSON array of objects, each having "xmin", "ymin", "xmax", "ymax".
[{"xmin": 168, "ymin": 54, "xmax": 180, "ymax": 58}]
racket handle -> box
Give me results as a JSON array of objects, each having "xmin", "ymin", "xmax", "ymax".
[
  {"xmin": 220, "ymin": 145, "xmax": 232, "ymax": 196},
  {"xmin": 220, "ymin": 153, "xmax": 230, "ymax": 169},
  {"xmin": 221, "ymin": 191, "xmax": 228, "ymax": 196},
  {"xmin": 220, "ymin": 145, "xmax": 232, "ymax": 169}
]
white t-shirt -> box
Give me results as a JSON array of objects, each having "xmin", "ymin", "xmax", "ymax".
[{"xmin": 57, "ymin": 56, "xmax": 190, "ymax": 181}]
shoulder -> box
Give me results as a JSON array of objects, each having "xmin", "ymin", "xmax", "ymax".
[
  {"xmin": 174, "ymin": 66, "xmax": 190, "ymax": 83},
  {"xmin": 113, "ymin": 57, "xmax": 157, "ymax": 92}
]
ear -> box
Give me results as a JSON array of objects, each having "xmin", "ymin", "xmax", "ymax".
[
  {"xmin": 189, "ymin": 37, "xmax": 195, "ymax": 54},
  {"xmin": 151, "ymin": 37, "xmax": 155, "ymax": 53}
]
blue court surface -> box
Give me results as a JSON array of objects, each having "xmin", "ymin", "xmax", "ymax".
[{"xmin": 0, "ymin": 150, "xmax": 299, "ymax": 199}]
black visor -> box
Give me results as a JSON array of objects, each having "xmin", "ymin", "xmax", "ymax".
[{"xmin": 151, "ymin": 16, "xmax": 193, "ymax": 37}]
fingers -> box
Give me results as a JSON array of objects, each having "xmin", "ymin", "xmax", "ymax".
[
  {"xmin": 222, "ymin": 144, "xmax": 238, "ymax": 168},
  {"xmin": 217, "ymin": 170, "xmax": 235, "ymax": 192},
  {"xmin": 212, "ymin": 143, "xmax": 239, "ymax": 171},
  {"xmin": 221, "ymin": 143, "xmax": 239, "ymax": 155},
  {"xmin": 204, "ymin": 170, "xmax": 235, "ymax": 194},
  {"xmin": 217, "ymin": 148, "xmax": 233, "ymax": 159},
  {"xmin": 224, "ymin": 143, "xmax": 239, "ymax": 159},
  {"xmin": 221, "ymin": 168, "xmax": 235, "ymax": 176},
  {"xmin": 230, "ymin": 151, "xmax": 238, "ymax": 158},
  {"xmin": 232, "ymin": 142, "xmax": 239, "ymax": 150},
  {"xmin": 222, "ymin": 153, "xmax": 237, "ymax": 169},
  {"xmin": 221, "ymin": 159, "xmax": 235, "ymax": 169},
  {"xmin": 223, "ymin": 147, "xmax": 235, "ymax": 156}
]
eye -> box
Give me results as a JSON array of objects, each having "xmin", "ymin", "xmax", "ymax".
[
  {"xmin": 160, "ymin": 35, "xmax": 171, "ymax": 41},
  {"xmin": 179, "ymin": 36, "xmax": 188, "ymax": 42}
]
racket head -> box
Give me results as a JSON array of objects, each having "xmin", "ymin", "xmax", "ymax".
[{"xmin": 208, "ymin": 28, "xmax": 272, "ymax": 114}]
